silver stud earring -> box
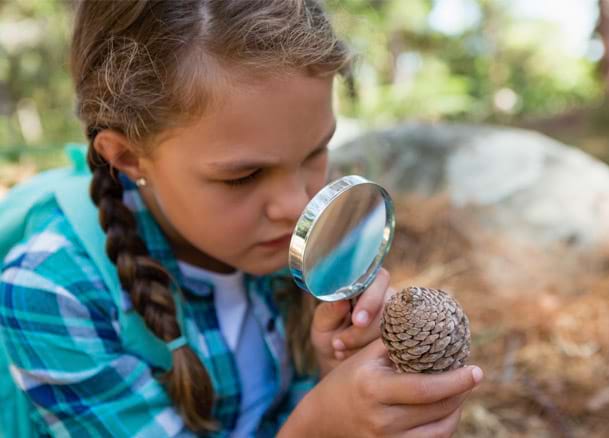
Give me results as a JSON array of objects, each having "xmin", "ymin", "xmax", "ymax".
[{"xmin": 135, "ymin": 177, "xmax": 148, "ymax": 188}]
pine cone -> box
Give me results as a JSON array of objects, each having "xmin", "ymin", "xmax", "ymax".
[{"xmin": 381, "ymin": 287, "xmax": 470, "ymax": 373}]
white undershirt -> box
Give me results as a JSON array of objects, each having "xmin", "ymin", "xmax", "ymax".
[
  {"xmin": 178, "ymin": 262, "xmax": 247, "ymax": 351},
  {"xmin": 177, "ymin": 261, "xmax": 276, "ymax": 437}
]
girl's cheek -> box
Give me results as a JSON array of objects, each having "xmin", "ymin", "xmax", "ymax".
[{"xmin": 308, "ymin": 160, "xmax": 329, "ymax": 195}]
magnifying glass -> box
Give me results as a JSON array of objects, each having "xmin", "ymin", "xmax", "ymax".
[{"xmin": 289, "ymin": 175, "xmax": 395, "ymax": 302}]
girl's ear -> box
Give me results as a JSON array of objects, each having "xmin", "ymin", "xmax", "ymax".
[{"xmin": 93, "ymin": 129, "xmax": 144, "ymax": 180}]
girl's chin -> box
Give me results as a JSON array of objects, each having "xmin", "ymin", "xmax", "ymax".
[{"xmin": 241, "ymin": 252, "xmax": 289, "ymax": 276}]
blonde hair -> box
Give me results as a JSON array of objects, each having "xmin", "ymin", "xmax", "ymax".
[{"xmin": 70, "ymin": 0, "xmax": 351, "ymax": 431}]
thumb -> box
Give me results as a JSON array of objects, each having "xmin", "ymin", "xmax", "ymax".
[
  {"xmin": 357, "ymin": 337, "xmax": 389, "ymax": 361},
  {"xmin": 312, "ymin": 300, "xmax": 351, "ymax": 333}
]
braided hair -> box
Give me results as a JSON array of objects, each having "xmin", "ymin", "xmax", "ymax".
[
  {"xmin": 71, "ymin": 0, "xmax": 351, "ymax": 430},
  {"xmin": 87, "ymin": 139, "xmax": 216, "ymax": 431}
]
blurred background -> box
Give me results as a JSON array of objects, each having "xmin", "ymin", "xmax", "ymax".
[
  {"xmin": 2, "ymin": 0, "xmax": 609, "ymax": 171},
  {"xmin": 1, "ymin": 1, "xmax": 609, "ymax": 436}
]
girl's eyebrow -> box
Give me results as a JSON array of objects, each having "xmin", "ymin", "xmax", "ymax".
[{"xmin": 207, "ymin": 122, "xmax": 337, "ymax": 173}]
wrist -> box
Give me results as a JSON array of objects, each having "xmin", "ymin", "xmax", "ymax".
[{"xmin": 277, "ymin": 388, "xmax": 321, "ymax": 437}]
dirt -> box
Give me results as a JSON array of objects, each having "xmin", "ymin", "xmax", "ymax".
[{"xmin": 384, "ymin": 194, "xmax": 609, "ymax": 438}]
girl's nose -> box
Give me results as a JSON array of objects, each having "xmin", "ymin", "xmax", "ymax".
[{"xmin": 265, "ymin": 174, "xmax": 310, "ymax": 223}]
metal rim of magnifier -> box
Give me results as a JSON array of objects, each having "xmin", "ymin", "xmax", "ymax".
[{"xmin": 288, "ymin": 175, "xmax": 395, "ymax": 302}]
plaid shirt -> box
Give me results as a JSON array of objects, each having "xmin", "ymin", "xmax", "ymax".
[{"xmin": 0, "ymin": 175, "xmax": 316, "ymax": 437}]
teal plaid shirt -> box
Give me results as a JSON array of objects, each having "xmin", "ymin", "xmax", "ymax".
[{"xmin": 0, "ymin": 175, "xmax": 316, "ymax": 437}]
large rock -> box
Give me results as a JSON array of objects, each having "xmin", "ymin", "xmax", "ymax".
[{"xmin": 330, "ymin": 122, "xmax": 609, "ymax": 248}]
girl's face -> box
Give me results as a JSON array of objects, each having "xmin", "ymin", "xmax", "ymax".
[{"xmin": 139, "ymin": 72, "xmax": 336, "ymax": 275}]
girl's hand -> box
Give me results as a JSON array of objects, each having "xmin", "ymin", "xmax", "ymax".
[
  {"xmin": 281, "ymin": 339, "xmax": 484, "ymax": 437},
  {"xmin": 311, "ymin": 268, "xmax": 394, "ymax": 377}
]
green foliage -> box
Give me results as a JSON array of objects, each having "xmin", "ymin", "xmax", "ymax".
[
  {"xmin": 0, "ymin": 0, "xmax": 81, "ymax": 168},
  {"xmin": 328, "ymin": 0, "xmax": 603, "ymax": 126},
  {"xmin": 0, "ymin": 0, "xmax": 605, "ymax": 168}
]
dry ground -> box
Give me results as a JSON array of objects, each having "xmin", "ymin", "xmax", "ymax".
[
  {"xmin": 2, "ymin": 167, "xmax": 608, "ymax": 436},
  {"xmin": 385, "ymin": 195, "xmax": 609, "ymax": 438}
]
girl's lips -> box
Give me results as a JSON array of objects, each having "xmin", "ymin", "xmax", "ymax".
[{"xmin": 258, "ymin": 233, "xmax": 292, "ymax": 248}]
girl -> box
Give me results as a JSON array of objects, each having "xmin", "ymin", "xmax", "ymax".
[{"xmin": 0, "ymin": 1, "xmax": 483, "ymax": 436}]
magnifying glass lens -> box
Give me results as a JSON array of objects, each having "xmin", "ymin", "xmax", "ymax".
[{"xmin": 289, "ymin": 175, "xmax": 395, "ymax": 301}]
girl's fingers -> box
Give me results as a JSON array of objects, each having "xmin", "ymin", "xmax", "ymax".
[
  {"xmin": 334, "ymin": 285, "xmax": 397, "ymax": 350},
  {"xmin": 351, "ymin": 268, "xmax": 390, "ymax": 327},
  {"xmin": 333, "ymin": 320, "xmax": 379, "ymax": 351},
  {"xmin": 375, "ymin": 364, "xmax": 483, "ymax": 405},
  {"xmin": 334, "ymin": 347, "xmax": 359, "ymax": 361},
  {"xmin": 312, "ymin": 299, "xmax": 351, "ymax": 334},
  {"xmin": 392, "ymin": 393, "xmax": 469, "ymax": 431},
  {"xmin": 332, "ymin": 271, "xmax": 394, "ymax": 351},
  {"xmin": 358, "ymin": 337, "xmax": 390, "ymax": 360},
  {"xmin": 406, "ymin": 405, "xmax": 464, "ymax": 438},
  {"xmin": 365, "ymin": 393, "xmax": 468, "ymax": 435}
]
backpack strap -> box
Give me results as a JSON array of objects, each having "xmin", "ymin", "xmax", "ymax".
[
  {"xmin": 54, "ymin": 145, "xmax": 182, "ymax": 371},
  {"xmin": 0, "ymin": 168, "xmax": 72, "ymax": 264}
]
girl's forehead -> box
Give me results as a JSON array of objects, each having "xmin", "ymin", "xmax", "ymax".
[{"xmin": 158, "ymin": 73, "xmax": 336, "ymax": 163}]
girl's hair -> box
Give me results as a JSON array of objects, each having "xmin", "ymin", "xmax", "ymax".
[{"xmin": 70, "ymin": 0, "xmax": 351, "ymax": 431}]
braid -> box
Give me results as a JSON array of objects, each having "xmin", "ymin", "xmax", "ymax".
[
  {"xmin": 273, "ymin": 276, "xmax": 319, "ymax": 375},
  {"xmin": 87, "ymin": 144, "xmax": 217, "ymax": 432}
]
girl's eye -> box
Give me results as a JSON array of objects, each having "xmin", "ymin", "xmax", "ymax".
[
  {"xmin": 224, "ymin": 169, "xmax": 262, "ymax": 187},
  {"xmin": 308, "ymin": 146, "xmax": 329, "ymax": 161}
]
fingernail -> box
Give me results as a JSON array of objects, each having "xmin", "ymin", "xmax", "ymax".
[
  {"xmin": 332, "ymin": 338, "xmax": 345, "ymax": 351},
  {"xmin": 354, "ymin": 310, "xmax": 369, "ymax": 326},
  {"xmin": 335, "ymin": 351, "xmax": 345, "ymax": 360},
  {"xmin": 470, "ymin": 366, "xmax": 484, "ymax": 385}
]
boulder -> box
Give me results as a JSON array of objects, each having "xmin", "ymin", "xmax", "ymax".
[{"xmin": 330, "ymin": 122, "xmax": 609, "ymax": 248}]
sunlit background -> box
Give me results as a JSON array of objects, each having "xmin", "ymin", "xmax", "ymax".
[
  {"xmin": 2, "ymin": 0, "xmax": 609, "ymax": 172},
  {"xmin": 1, "ymin": 1, "xmax": 609, "ymax": 436}
]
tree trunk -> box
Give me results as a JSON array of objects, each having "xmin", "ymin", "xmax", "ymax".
[{"xmin": 598, "ymin": 0, "xmax": 609, "ymax": 91}]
